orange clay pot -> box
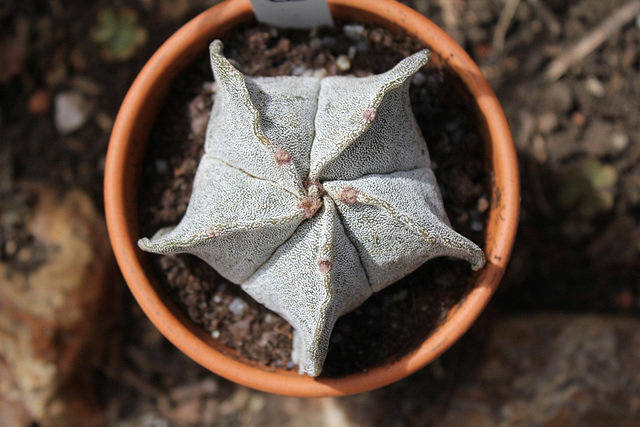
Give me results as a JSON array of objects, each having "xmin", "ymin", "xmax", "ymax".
[{"xmin": 105, "ymin": 0, "xmax": 519, "ymax": 397}]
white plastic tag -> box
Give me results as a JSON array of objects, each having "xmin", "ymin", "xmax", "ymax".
[{"xmin": 249, "ymin": 0, "xmax": 334, "ymax": 29}]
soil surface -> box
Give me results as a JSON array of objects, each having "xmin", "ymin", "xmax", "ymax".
[{"xmin": 1, "ymin": 0, "xmax": 639, "ymax": 425}]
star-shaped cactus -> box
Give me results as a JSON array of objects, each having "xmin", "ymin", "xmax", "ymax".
[{"xmin": 139, "ymin": 40, "xmax": 485, "ymax": 376}]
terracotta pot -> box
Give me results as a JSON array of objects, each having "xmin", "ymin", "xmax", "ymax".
[{"xmin": 105, "ymin": 0, "xmax": 519, "ymax": 397}]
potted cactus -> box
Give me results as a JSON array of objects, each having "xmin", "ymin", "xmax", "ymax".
[{"xmin": 105, "ymin": 0, "xmax": 519, "ymax": 396}]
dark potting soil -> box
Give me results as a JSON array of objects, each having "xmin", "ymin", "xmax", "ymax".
[
  {"xmin": 0, "ymin": 186, "xmax": 51, "ymax": 275},
  {"xmin": 138, "ymin": 22, "xmax": 489, "ymax": 377}
]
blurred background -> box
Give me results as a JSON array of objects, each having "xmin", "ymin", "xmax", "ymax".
[{"xmin": 1, "ymin": 0, "xmax": 639, "ymax": 425}]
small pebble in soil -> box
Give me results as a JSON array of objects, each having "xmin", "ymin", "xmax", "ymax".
[
  {"xmin": 94, "ymin": 111, "xmax": 114, "ymax": 132},
  {"xmin": 547, "ymin": 81, "xmax": 573, "ymax": 113},
  {"xmin": 54, "ymin": 90, "xmax": 93, "ymax": 134},
  {"xmin": 470, "ymin": 210, "xmax": 484, "ymax": 232},
  {"xmin": 292, "ymin": 65, "xmax": 307, "ymax": 76},
  {"xmin": 584, "ymin": 76, "xmax": 606, "ymax": 98},
  {"xmin": 532, "ymin": 134, "xmax": 548, "ymax": 163},
  {"xmin": 356, "ymin": 40, "xmax": 368, "ymax": 52},
  {"xmin": 470, "ymin": 219, "xmax": 484, "ymax": 232},
  {"xmin": 611, "ymin": 131, "xmax": 629, "ymax": 153},
  {"xmin": 615, "ymin": 289, "xmax": 635, "ymax": 311},
  {"xmin": 28, "ymin": 88, "xmax": 52, "ymax": 115},
  {"xmin": 154, "ymin": 159, "xmax": 168, "ymax": 174},
  {"xmin": 202, "ymin": 81, "xmax": 217, "ymax": 94},
  {"xmin": 392, "ymin": 289, "xmax": 409, "ymax": 303},
  {"xmin": 536, "ymin": 111, "xmax": 558, "ymax": 134},
  {"xmin": 343, "ymin": 24, "xmax": 364, "ymax": 40},
  {"xmin": 309, "ymin": 37, "xmax": 322, "ymax": 49},
  {"xmin": 336, "ymin": 54, "xmax": 351, "ymax": 71},
  {"xmin": 228, "ymin": 297, "xmax": 249, "ymax": 316},
  {"xmin": 4, "ymin": 239, "xmax": 17, "ymax": 257},
  {"xmin": 412, "ymin": 72, "xmax": 427, "ymax": 86},
  {"xmin": 322, "ymin": 36, "xmax": 336, "ymax": 47},
  {"xmin": 571, "ymin": 111, "xmax": 586, "ymax": 127},
  {"xmin": 347, "ymin": 45, "xmax": 357, "ymax": 60},
  {"xmin": 457, "ymin": 212, "xmax": 469, "ymax": 224},
  {"xmin": 312, "ymin": 68, "xmax": 328, "ymax": 79},
  {"xmin": 477, "ymin": 196, "xmax": 490, "ymax": 213}
]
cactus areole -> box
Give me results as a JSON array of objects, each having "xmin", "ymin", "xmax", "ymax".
[{"xmin": 138, "ymin": 40, "xmax": 485, "ymax": 376}]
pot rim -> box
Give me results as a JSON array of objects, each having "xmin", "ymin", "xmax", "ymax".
[{"xmin": 105, "ymin": 0, "xmax": 519, "ymax": 397}]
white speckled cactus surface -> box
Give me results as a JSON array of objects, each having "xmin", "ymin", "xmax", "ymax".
[{"xmin": 139, "ymin": 40, "xmax": 485, "ymax": 376}]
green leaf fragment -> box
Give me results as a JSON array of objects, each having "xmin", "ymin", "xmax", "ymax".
[{"xmin": 90, "ymin": 8, "xmax": 147, "ymax": 62}]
